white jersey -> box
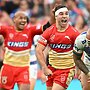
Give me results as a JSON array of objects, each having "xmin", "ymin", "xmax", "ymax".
[
  {"xmin": 73, "ymin": 32, "xmax": 90, "ymax": 67},
  {"xmin": 30, "ymin": 44, "xmax": 38, "ymax": 79},
  {"xmin": 30, "ymin": 45, "xmax": 37, "ymax": 62}
]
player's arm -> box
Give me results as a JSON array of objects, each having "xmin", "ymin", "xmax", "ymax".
[
  {"xmin": 36, "ymin": 42, "xmax": 52, "ymax": 76},
  {"xmin": 73, "ymin": 51, "xmax": 89, "ymax": 74},
  {"xmin": 0, "ymin": 25, "xmax": 7, "ymax": 41},
  {"xmin": 36, "ymin": 43, "xmax": 47, "ymax": 69},
  {"xmin": 36, "ymin": 28, "xmax": 52, "ymax": 76},
  {"xmin": 0, "ymin": 35, "xmax": 4, "ymax": 46}
]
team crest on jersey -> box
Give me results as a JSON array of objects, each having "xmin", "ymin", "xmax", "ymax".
[
  {"xmin": 50, "ymin": 35, "xmax": 55, "ymax": 42},
  {"xmin": 1, "ymin": 76, "xmax": 7, "ymax": 84},
  {"xmin": 9, "ymin": 33, "xmax": 14, "ymax": 39}
]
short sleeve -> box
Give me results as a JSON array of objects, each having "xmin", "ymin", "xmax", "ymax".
[
  {"xmin": 38, "ymin": 27, "xmax": 52, "ymax": 46},
  {"xmin": 73, "ymin": 34, "xmax": 84, "ymax": 55}
]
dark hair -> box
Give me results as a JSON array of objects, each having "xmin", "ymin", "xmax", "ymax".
[
  {"xmin": 54, "ymin": 4, "xmax": 67, "ymax": 15},
  {"xmin": 64, "ymin": 0, "xmax": 76, "ymax": 2}
]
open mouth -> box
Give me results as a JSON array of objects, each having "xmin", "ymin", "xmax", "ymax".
[
  {"xmin": 19, "ymin": 22, "xmax": 27, "ymax": 27},
  {"xmin": 20, "ymin": 22, "xmax": 26, "ymax": 25},
  {"xmin": 61, "ymin": 19, "xmax": 67, "ymax": 23}
]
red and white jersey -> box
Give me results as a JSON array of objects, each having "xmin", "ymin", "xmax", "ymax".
[
  {"xmin": 38, "ymin": 24, "xmax": 79, "ymax": 69},
  {"xmin": 0, "ymin": 24, "xmax": 42, "ymax": 67}
]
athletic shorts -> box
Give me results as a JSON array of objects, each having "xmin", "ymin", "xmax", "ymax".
[
  {"xmin": 0, "ymin": 64, "xmax": 30, "ymax": 89},
  {"xmin": 30, "ymin": 61, "xmax": 38, "ymax": 80},
  {"xmin": 46, "ymin": 65, "xmax": 75, "ymax": 89}
]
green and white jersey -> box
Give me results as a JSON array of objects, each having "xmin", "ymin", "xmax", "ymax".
[{"xmin": 73, "ymin": 32, "xmax": 90, "ymax": 67}]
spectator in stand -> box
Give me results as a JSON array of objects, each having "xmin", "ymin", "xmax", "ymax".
[
  {"xmin": 1, "ymin": 0, "xmax": 20, "ymax": 14},
  {"xmin": 0, "ymin": 10, "xmax": 13, "ymax": 26},
  {"xmin": 31, "ymin": 0, "xmax": 45, "ymax": 18},
  {"xmin": 10, "ymin": 0, "xmax": 31, "ymax": 19},
  {"xmin": 81, "ymin": 0, "xmax": 90, "ymax": 28},
  {"xmin": 64, "ymin": 0, "xmax": 83, "ymax": 26},
  {"xmin": 74, "ymin": 15, "xmax": 88, "ymax": 33}
]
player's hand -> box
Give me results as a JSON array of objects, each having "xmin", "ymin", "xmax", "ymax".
[
  {"xmin": 87, "ymin": 77, "xmax": 90, "ymax": 83},
  {"xmin": 74, "ymin": 67, "xmax": 81, "ymax": 80},
  {"xmin": 87, "ymin": 72, "xmax": 90, "ymax": 83},
  {"xmin": 42, "ymin": 67, "xmax": 53, "ymax": 76},
  {"xmin": 40, "ymin": 73, "xmax": 47, "ymax": 83}
]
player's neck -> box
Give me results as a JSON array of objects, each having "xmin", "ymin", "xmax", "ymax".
[
  {"xmin": 14, "ymin": 27, "xmax": 23, "ymax": 32},
  {"xmin": 56, "ymin": 23, "xmax": 69, "ymax": 32}
]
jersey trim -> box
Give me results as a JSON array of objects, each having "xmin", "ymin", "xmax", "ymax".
[{"xmin": 73, "ymin": 50, "xmax": 82, "ymax": 56}]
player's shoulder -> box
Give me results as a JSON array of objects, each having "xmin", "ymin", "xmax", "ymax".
[
  {"xmin": 79, "ymin": 31, "xmax": 86, "ymax": 38},
  {"xmin": 0, "ymin": 25, "xmax": 13, "ymax": 30},
  {"xmin": 76, "ymin": 31, "xmax": 86, "ymax": 42},
  {"xmin": 45, "ymin": 24, "xmax": 56, "ymax": 32},
  {"xmin": 69, "ymin": 25, "xmax": 79, "ymax": 33}
]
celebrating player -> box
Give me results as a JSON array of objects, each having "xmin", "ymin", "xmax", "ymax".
[
  {"xmin": 36, "ymin": 4, "xmax": 79, "ymax": 90},
  {"xmin": 0, "ymin": 11, "xmax": 53, "ymax": 90}
]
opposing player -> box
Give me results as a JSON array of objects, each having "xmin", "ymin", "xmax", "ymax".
[
  {"xmin": 73, "ymin": 29, "xmax": 90, "ymax": 90},
  {"xmin": 36, "ymin": 5, "xmax": 79, "ymax": 90},
  {"xmin": 0, "ymin": 11, "xmax": 53, "ymax": 90},
  {"xmin": 30, "ymin": 43, "xmax": 38, "ymax": 90}
]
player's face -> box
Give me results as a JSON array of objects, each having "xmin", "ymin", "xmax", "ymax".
[
  {"xmin": 56, "ymin": 10, "xmax": 69, "ymax": 28},
  {"xmin": 13, "ymin": 13, "xmax": 27, "ymax": 31}
]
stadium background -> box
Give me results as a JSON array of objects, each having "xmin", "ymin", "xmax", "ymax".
[{"xmin": 0, "ymin": 0, "xmax": 90, "ymax": 90}]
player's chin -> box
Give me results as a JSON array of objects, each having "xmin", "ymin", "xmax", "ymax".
[
  {"xmin": 19, "ymin": 25, "xmax": 25, "ymax": 30},
  {"xmin": 61, "ymin": 23, "xmax": 67, "ymax": 28}
]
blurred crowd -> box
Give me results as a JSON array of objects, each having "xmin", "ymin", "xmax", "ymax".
[
  {"xmin": 0, "ymin": 0, "xmax": 90, "ymax": 82},
  {"xmin": 0, "ymin": 0, "xmax": 89, "ymax": 33}
]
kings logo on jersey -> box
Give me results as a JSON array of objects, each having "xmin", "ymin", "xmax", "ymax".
[{"xmin": 7, "ymin": 42, "xmax": 29, "ymax": 47}]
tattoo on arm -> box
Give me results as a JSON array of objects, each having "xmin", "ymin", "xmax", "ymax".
[{"xmin": 73, "ymin": 53, "xmax": 89, "ymax": 75}]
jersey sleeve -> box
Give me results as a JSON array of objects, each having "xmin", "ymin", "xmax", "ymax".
[
  {"xmin": 0, "ymin": 26, "xmax": 7, "ymax": 38},
  {"xmin": 73, "ymin": 35, "xmax": 84, "ymax": 56},
  {"xmin": 72, "ymin": 27, "xmax": 80, "ymax": 42},
  {"xmin": 38, "ymin": 27, "xmax": 52, "ymax": 46},
  {"xmin": 29, "ymin": 24, "xmax": 43, "ymax": 36}
]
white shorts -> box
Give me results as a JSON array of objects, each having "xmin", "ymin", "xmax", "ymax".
[{"xmin": 30, "ymin": 61, "xmax": 38, "ymax": 80}]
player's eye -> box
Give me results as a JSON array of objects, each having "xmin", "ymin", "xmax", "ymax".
[
  {"xmin": 65, "ymin": 12, "xmax": 69, "ymax": 15},
  {"xmin": 59, "ymin": 12, "xmax": 63, "ymax": 15}
]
